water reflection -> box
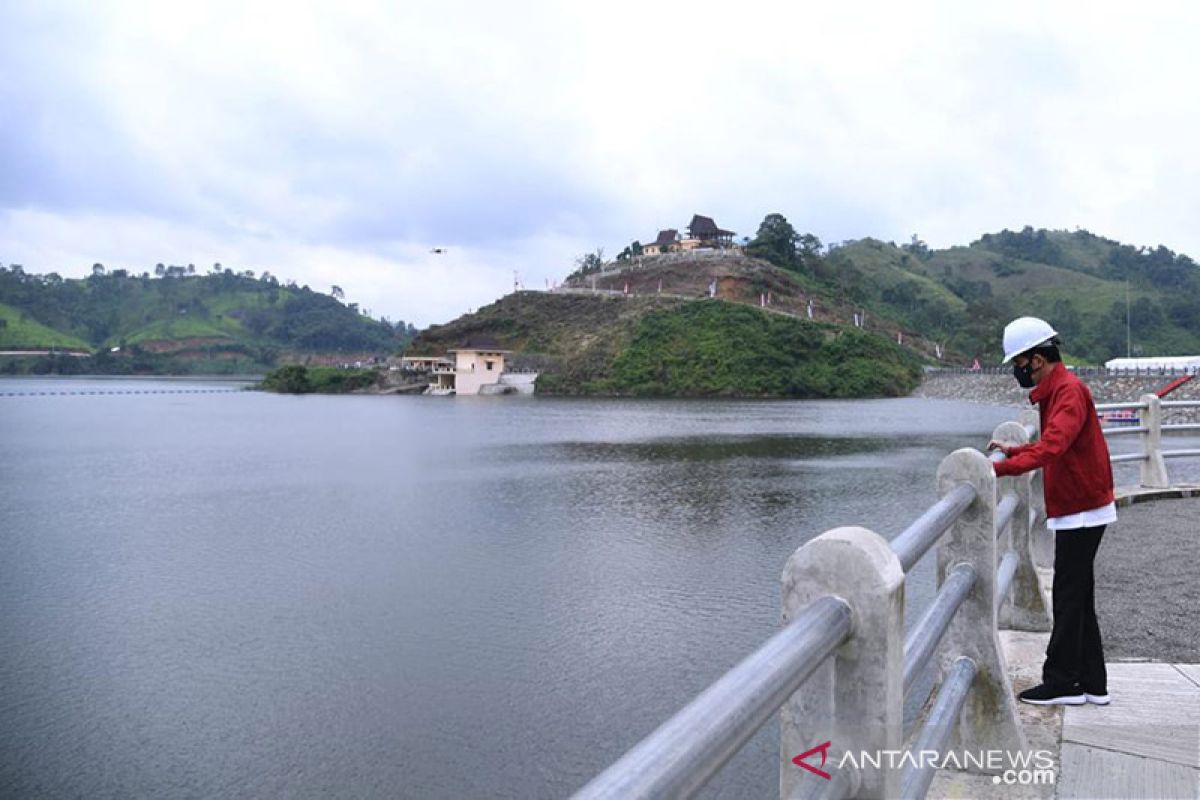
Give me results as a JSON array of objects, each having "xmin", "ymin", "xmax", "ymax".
[{"xmin": 0, "ymin": 382, "xmax": 1026, "ymax": 799}]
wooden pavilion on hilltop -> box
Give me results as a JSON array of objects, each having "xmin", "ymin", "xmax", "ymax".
[
  {"xmin": 639, "ymin": 215, "xmax": 737, "ymax": 256},
  {"xmin": 685, "ymin": 214, "xmax": 735, "ymax": 248}
]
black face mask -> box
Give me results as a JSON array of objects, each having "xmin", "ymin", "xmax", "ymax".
[{"xmin": 1013, "ymin": 362, "xmax": 1036, "ymax": 388}]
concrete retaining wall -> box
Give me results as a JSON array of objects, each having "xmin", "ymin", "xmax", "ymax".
[{"xmin": 914, "ymin": 372, "xmax": 1200, "ymax": 422}]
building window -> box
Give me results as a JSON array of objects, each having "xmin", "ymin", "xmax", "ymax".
[{"xmin": 486, "ymin": 360, "xmax": 494, "ymax": 371}]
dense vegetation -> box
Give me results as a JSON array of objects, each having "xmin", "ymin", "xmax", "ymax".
[
  {"xmin": 731, "ymin": 217, "xmax": 1200, "ymax": 364},
  {"xmin": 259, "ymin": 365, "xmax": 381, "ymax": 394},
  {"xmin": 0, "ymin": 265, "xmax": 416, "ymax": 373},
  {"xmin": 607, "ymin": 301, "xmax": 922, "ymax": 397},
  {"xmin": 409, "ymin": 292, "xmax": 921, "ymax": 398}
]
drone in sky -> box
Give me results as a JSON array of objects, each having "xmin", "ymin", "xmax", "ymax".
[{"xmin": 430, "ymin": 247, "xmax": 447, "ymax": 255}]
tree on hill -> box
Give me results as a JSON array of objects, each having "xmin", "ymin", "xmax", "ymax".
[
  {"xmin": 615, "ymin": 241, "xmax": 643, "ymax": 261},
  {"xmin": 974, "ymin": 226, "xmax": 1064, "ymax": 266},
  {"xmin": 797, "ymin": 232, "xmax": 824, "ymax": 271},
  {"xmin": 567, "ymin": 248, "xmax": 606, "ymax": 279},
  {"xmin": 746, "ymin": 213, "xmax": 800, "ymax": 271}
]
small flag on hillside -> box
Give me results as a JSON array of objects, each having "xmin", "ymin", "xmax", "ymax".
[
  {"xmin": 935, "ymin": 343, "xmax": 943, "ymax": 359},
  {"xmin": 657, "ymin": 278, "xmax": 662, "ymax": 294},
  {"xmin": 708, "ymin": 279, "xmax": 717, "ymax": 298},
  {"xmin": 807, "ymin": 301, "xmax": 814, "ymax": 319},
  {"xmin": 623, "ymin": 281, "xmax": 629, "ymax": 295},
  {"xmin": 897, "ymin": 332, "xmax": 903, "ymax": 344}
]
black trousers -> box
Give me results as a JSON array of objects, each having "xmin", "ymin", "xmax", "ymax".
[{"xmin": 1044, "ymin": 525, "xmax": 1107, "ymax": 692}]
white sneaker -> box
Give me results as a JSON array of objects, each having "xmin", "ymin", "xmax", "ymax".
[{"xmin": 1084, "ymin": 693, "xmax": 1110, "ymax": 705}]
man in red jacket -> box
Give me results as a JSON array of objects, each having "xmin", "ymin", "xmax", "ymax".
[{"xmin": 989, "ymin": 317, "xmax": 1115, "ymax": 706}]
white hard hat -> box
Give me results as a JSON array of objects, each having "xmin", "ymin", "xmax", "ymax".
[{"xmin": 1002, "ymin": 317, "xmax": 1058, "ymax": 363}]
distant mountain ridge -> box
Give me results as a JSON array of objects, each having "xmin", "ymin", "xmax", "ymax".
[
  {"xmin": 826, "ymin": 226, "xmax": 1200, "ymax": 363},
  {"xmin": 0, "ymin": 266, "xmax": 413, "ymax": 374}
]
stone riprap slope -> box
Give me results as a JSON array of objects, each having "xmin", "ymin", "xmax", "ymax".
[{"xmin": 914, "ymin": 371, "xmax": 1200, "ymax": 422}]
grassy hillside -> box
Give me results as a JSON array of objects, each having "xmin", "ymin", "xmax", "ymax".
[
  {"xmin": 0, "ymin": 302, "xmax": 91, "ymax": 350},
  {"xmin": 560, "ymin": 252, "xmax": 950, "ymax": 361},
  {"xmin": 826, "ymin": 228, "xmax": 1200, "ymax": 363},
  {"xmin": 0, "ymin": 266, "xmax": 415, "ymax": 373},
  {"xmin": 823, "ymin": 239, "xmax": 969, "ymax": 329},
  {"xmin": 408, "ymin": 291, "xmax": 922, "ymax": 398},
  {"xmin": 410, "ymin": 292, "xmax": 686, "ymax": 391}
]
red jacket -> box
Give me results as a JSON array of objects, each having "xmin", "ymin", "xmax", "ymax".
[{"xmin": 993, "ymin": 362, "xmax": 1114, "ymax": 518}]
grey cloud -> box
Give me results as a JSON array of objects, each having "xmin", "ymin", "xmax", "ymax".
[
  {"xmin": 0, "ymin": 6, "xmax": 192, "ymax": 219},
  {"xmin": 0, "ymin": 5, "xmax": 618, "ymax": 254}
]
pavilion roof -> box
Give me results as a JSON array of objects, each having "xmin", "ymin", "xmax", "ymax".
[{"xmin": 687, "ymin": 214, "xmax": 735, "ymax": 237}]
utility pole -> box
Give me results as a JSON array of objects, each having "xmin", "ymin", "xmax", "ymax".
[{"xmin": 1126, "ymin": 280, "xmax": 1131, "ymax": 358}]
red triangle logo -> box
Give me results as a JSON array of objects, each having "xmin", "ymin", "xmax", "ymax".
[{"xmin": 792, "ymin": 740, "xmax": 832, "ymax": 780}]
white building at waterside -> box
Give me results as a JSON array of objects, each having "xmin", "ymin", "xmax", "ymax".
[{"xmin": 403, "ymin": 336, "xmax": 537, "ymax": 396}]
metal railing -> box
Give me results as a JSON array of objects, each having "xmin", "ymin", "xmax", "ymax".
[
  {"xmin": 1098, "ymin": 395, "xmax": 1200, "ymax": 487},
  {"xmin": 574, "ymin": 417, "xmax": 1046, "ymax": 799},
  {"xmin": 574, "ymin": 397, "xmax": 1200, "ymax": 800}
]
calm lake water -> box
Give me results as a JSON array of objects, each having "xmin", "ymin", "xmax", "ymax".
[{"xmin": 4, "ymin": 377, "xmax": 1174, "ymax": 798}]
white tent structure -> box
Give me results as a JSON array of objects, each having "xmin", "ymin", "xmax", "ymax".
[{"xmin": 1104, "ymin": 356, "xmax": 1200, "ymax": 371}]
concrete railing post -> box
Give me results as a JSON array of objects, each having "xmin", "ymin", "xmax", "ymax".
[
  {"xmin": 1139, "ymin": 393, "xmax": 1170, "ymax": 488},
  {"xmin": 1017, "ymin": 408, "xmax": 1052, "ymax": 567},
  {"xmin": 934, "ymin": 449, "xmax": 1027, "ymax": 767},
  {"xmin": 780, "ymin": 527, "xmax": 904, "ymax": 800},
  {"xmin": 990, "ymin": 422, "xmax": 1051, "ymax": 632}
]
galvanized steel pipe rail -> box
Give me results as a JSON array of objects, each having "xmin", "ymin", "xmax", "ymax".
[
  {"xmin": 572, "ymin": 596, "xmax": 853, "ymax": 799},
  {"xmin": 1099, "ymin": 395, "xmax": 1200, "ymax": 488},
  {"xmin": 899, "ymin": 657, "xmax": 978, "ymax": 800},
  {"xmin": 577, "ymin": 424, "xmax": 1043, "ymax": 800},
  {"xmin": 578, "ymin": 398, "xmax": 1200, "ymax": 798},
  {"xmin": 902, "ymin": 563, "xmax": 976, "ymax": 694},
  {"xmin": 888, "ymin": 482, "xmax": 976, "ymax": 573}
]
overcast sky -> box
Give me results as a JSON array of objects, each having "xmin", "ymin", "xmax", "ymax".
[{"xmin": 3, "ymin": 1, "xmax": 1199, "ymax": 326}]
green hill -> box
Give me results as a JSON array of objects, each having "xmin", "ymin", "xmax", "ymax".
[
  {"xmin": 0, "ymin": 302, "xmax": 92, "ymax": 350},
  {"xmin": 827, "ymin": 228, "xmax": 1200, "ymax": 363},
  {"xmin": 408, "ymin": 291, "xmax": 922, "ymax": 398},
  {"xmin": 0, "ymin": 266, "xmax": 415, "ymax": 374},
  {"xmin": 409, "ymin": 223, "xmax": 1200, "ymax": 397}
]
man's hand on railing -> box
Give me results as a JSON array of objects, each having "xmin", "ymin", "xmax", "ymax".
[{"xmin": 986, "ymin": 440, "xmax": 1011, "ymax": 456}]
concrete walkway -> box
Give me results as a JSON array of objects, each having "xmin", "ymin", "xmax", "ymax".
[{"xmin": 1057, "ymin": 662, "xmax": 1199, "ymax": 799}]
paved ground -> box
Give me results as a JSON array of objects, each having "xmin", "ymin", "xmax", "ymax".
[
  {"xmin": 1094, "ymin": 496, "xmax": 1200, "ymax": 663},
  {"xmin": 1057, "ymin": 662, "xmax": 1199, "ymax": 800}
]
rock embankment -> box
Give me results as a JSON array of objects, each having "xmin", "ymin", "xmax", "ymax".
[{"xmin": 914, "ymin": 371, "xmax": 1200, "ymax": 422}]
